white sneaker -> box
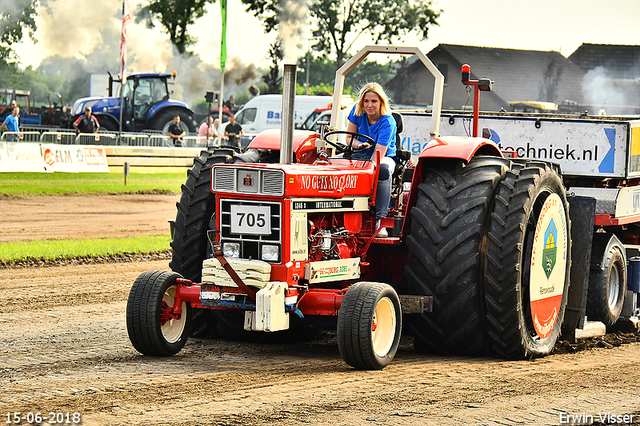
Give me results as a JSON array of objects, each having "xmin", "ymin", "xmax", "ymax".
[{"xmin": 376, "ymin": 227, "xmax": 388, "ymax": 238}]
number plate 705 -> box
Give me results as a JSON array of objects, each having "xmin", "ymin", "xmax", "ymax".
[{"xmin": 230, "ymin": 205, "xmax": 271, "ymax": 235}]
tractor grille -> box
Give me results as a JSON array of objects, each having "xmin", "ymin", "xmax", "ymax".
[
  {"xmin": 220, "ymin": 199, "xmax": 282, "ymax": 263},
  {"xmin": 213, "ymin": 166, "xmax": 285, "ymax": 196}
]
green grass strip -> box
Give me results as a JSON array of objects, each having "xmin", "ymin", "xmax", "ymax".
[
  {"xmin": 0, "ymin": 235, "xmax": 171, "ymax": 262},
  {"xmin": 0, "ymin": 171, "xmax": 188, "ymax": 195}
]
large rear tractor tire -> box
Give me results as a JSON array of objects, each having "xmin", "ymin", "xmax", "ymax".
[
  {"xmin": 484, "ymin": 161, "xmax": 571, "ymax": 359},
  {"xmin": 337, "ymin": 282, "xmax": 402, "ymax": 370},
  {"xmin": 126, "ymin": 271, "xmax": 192, "ymax": 356},
  {"xmin": 169, "ymin": 149, "xmax": 234, "ymax": 338},
  {"xmin": 404, "ymin": 156, "xmax": 509, "ymax": 355},
  {"xmin": 587, "ymin": 234, "xmax": 627, "ymax": 328}
]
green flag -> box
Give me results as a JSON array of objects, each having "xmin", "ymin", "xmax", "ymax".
[{"xmin": 220, "ymin": 0, "xmax": 227, "ymax": 72}]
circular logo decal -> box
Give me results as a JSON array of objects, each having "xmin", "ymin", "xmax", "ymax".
[
  {"xmin": 529, "ymin": 193, "xmax": 568, "ymax": 339},
  {"xmin": 43, "ymin": 148, "xmax": 55, "ymax": 166}
]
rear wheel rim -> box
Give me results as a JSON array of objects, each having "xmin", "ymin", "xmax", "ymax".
[
  {"xmin": 372, "ymin": 297, "xmax": 396, "ymax": 357},
  {"xmin": 608, "ymin": 263, "xmax": 621, "ymax": 309},
  {"xmin": 161, "ymin": 285, "xmax": 187, "ymax": 343}
]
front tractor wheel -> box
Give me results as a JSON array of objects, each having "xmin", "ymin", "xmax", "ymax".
[
  {"xmin": 337, "ymin": 282, "xmax": 402, "ymax": 370},
  {"xmin": 126, "ymin": 271, "xmax": 192, "ymax": 356},
  {"xmin": 485, "ymin": 162, "xmax": 571, "ymax": 359}
]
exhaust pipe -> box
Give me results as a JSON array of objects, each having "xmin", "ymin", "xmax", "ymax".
[{"xmin": 280, "ymin": 64, "xmax": 297, "ymax": 164}]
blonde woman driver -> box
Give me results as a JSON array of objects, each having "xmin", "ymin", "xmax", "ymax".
[{"xmin": 346, "ymin": 82, "xmax": 397, "ymax": 238}]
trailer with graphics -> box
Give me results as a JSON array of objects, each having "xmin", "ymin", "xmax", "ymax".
[{"xmin": 125, "ymin": 45, "xmax": 640, "ymax": 370}]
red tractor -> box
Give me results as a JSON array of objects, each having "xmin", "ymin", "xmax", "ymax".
[{"xmin": 126, "ymin": 46, "xmax": 573, "ymax": 369}]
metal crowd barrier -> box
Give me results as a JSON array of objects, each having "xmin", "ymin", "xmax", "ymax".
[
  {"xmin": 40, "ymin": 131, "xmax": 78, "ymax": 145},
  {"xmin": 76, "ymin": 133, "xmax": 118, "ymax": 145},
  {"xmin": 0, "ymin": 131, "xmax": 41, "ymax": 142},
  {"xmin": 0, "ymin": 128, "xmax": 220, "ymax": 148}
]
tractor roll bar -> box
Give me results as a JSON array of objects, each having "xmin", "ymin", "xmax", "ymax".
[{"xmin": 330, "ymin": 45, "xmax": 444, "ymax": 139}]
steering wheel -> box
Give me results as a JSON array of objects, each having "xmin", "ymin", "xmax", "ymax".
[{"xmin": 323, "ymin": 130, "xmax": 376, "ymax": 158}]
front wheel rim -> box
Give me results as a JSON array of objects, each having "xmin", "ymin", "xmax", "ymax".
[
  {"xmin": 372, "ymin": 297, "xmax": 396, "ymax": 357},
  {"xmin": 161, "ymin": 285, "xmax": 187, "ymax": 343}
]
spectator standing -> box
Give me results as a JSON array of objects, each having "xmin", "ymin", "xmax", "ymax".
[
  {"xmin": 224, "ymin": 95, "xmax": 239, "ymax": 113},
  {"xmin": 224, "ymin": 115, "xmax": 243, "ymax": 149},
  {"xmin": 168, "ymin": 115, "xmax": 186, "ymax": 147},
  {"xmin": 73, "ymin": 107, "xmax": 100, "ymax": 134},
  {"xmin": 213, "ymin": 118, "xmax": 227, "ymax": 144},
  {"xmin": 198, "ymin": 116, "xmax": 215, "ymax": 146},
  {"xmin": 1, "ymin": 106, "xmax": 20, "ymax": 141}
]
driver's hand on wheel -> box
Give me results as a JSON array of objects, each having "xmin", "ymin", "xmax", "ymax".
[{"xmin": 358, "ymin": 142, "xmax": 371, "ymax": 149}]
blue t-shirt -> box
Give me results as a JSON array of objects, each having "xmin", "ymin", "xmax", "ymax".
[
  {"xmin": 3, "ymin": 115, "xmax": 18, "ymax": 132},
  {"xmin": 347, "ymin": 105, "xmax": 396, "ymax": 158}
]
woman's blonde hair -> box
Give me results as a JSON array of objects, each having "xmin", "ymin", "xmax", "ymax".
[{"xmin": 354, "ymin": 82, "xmax": 391, "ymax": 116}]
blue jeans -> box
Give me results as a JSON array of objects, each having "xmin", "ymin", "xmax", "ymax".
[{"xmin": 376, "ymin": 156, "xmax": 396, "ymax": 220}]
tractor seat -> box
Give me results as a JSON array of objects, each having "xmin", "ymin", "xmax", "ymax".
[{"xmin": 391, "ymin": 112, "xmax": 411, "ymax": 175}]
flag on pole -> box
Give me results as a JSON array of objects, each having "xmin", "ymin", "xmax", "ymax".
[
  {"xmin": 220, "ymin": 0, "xmax": 228, "ymax": 72},
  {"xmin": 120, "ymin": 0, "xmax": 133, "ymax": 83}
]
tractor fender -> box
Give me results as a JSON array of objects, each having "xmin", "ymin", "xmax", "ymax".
[
  {"xmin": 147, "ymin": 102, "xmax": 194, "ymax": 122},
  {"xmin": 418, "ymin": 136, "xmax": 502, "ymax": 162},
  {"xmin": 92, "ymin": 113, "xmax": 120, "ymax": 132},
  {"xmin": 590, "ymin": 232, "xmax": 626, "ymax": 271},
  {"xmin": 401, "ymin": 136, "xmax": 503, "ymax": 237}
]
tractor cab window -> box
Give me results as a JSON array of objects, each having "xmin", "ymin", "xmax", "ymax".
[
  {"xmin": 120, "ymin": 80, "xmax": 134, "ymax": 116},
  {"xmin": 133, "ymin": 79, "xmax": 152, "ymax": 120},
  {"xmin": 149, "ymin": 79, "xmax": 167, "ymax": 104},
  {"xmin": 236, "ymin": 108, "xmax": 256, "ymax": 125},
  {"xmin": 120, "ymin": 80, "xmax": 133, "ymax": 99}
]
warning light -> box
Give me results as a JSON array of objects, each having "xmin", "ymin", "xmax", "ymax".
[{"xmin": 461, "ymin": 64, "xmax": 471, "ymax": 84}]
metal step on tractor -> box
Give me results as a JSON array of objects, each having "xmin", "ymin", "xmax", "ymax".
[{"xmin": 126, "ymin": 46, "xmax": 640, "ymax": 369}]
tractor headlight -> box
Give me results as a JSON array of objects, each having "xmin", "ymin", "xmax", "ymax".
[
  {"xmin": 261, "ymin": 244, "xmax": 279, "ymax": 262},
  {"xmin": 222, "ymin": 242, "xmax": 240, "ymax": 258}
]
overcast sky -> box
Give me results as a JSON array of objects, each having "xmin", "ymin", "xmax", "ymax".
[{"xmin": 13, "ymin": 0, "xmax": 640, "ymax": 72}]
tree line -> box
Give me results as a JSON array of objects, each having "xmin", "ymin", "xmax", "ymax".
[{"xmin": 0, "ymin": 0, "xmax": 440, "ymax": 107}]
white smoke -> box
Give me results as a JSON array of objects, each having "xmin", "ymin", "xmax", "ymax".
[
  {"xmin": 14, "ymin": 0, "xmax": 261, "ymax": 106},
  {"xmin": 581, "ymin": 66, "xmax": 627, "ymax": 113},
  {"xmin": 278, "ymin": 0, "xmax": 310, "ymax": 64}
]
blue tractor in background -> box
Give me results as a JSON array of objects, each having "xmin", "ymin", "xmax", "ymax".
[{"xmin": 70, "ymin": 72, "xmax": 197, "ymax": 134}]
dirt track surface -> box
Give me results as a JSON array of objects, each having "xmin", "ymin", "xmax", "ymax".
[
  {"xmin": 1, "ymin": 194, "xmax": 640, "ymax": 425},
  {"xmin": 0, "ymin": 194, "xmax": 179, "ymax": 243}
]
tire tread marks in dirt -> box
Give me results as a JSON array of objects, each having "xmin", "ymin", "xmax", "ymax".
[
  {"xmin": 485, "ymin": 161, "xmax": 571, "ymax": 359},
  {"xmin": 405, "ymin": 156, "xmax": 509, "ymax": 355}
]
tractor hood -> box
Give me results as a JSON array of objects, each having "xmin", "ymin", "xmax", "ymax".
[
  {"xmin": 71, "ymin": 97, "xmax": 121, "ymax": 116},
  {"xmin": 71, "ymin": 96, "xmax": 190, "ymax": 117},
  {"xmin": 211, "ymin": 160, "xmax": 377, "ymax": 199}
]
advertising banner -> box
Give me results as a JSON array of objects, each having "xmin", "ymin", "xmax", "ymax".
[
  {"xmin": 41, "ymin": 144, "xmax": 79, "ymax": 173},
  {"xmin": 6, "ymin": 142, "xmax": 46, "ymax": 172},
  {"xmin": 0, "ymin": 142, "xmax": 11, "ymax": 172},
  {"xmin": 75, "ymin": 145, "xmax": 109, "ymax": 173}
]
